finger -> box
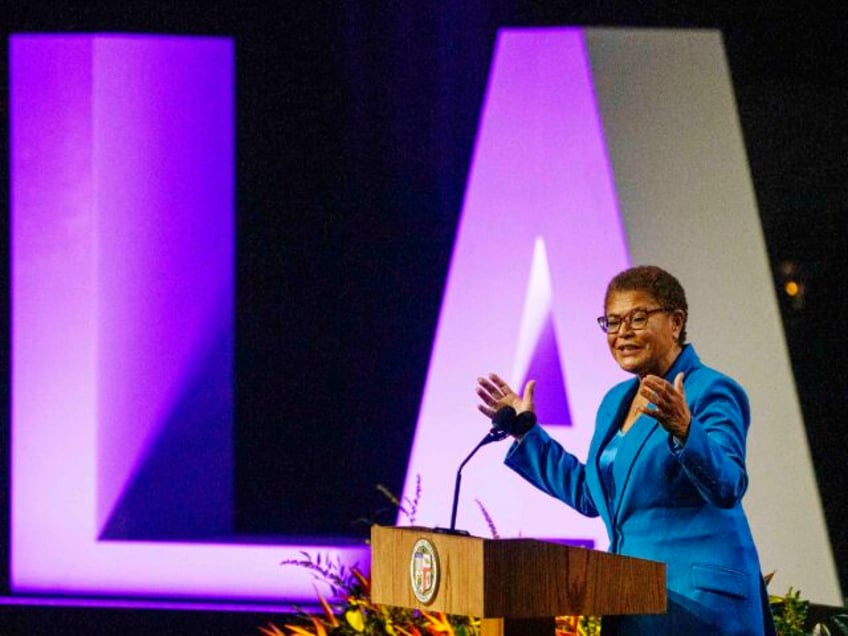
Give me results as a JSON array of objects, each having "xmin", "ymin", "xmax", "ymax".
[
  {"xmin": 645, "ymin": 378, "xmax": 679, "ymax": 406},
  {"xmin": 477, "ymin": 376, "xmax": 502, "ymax": 397},
  {"xmin": 641, "ymin": 375, "xmax": 671, "ymax": 394},
  {"xmin": 639, "ymin": 376, "xmax": 659, "ymax": 402},
  {"xmin": 674, "ymin": 372, "xmax": 686, "ymax": 397},
  {"xmin": 637, "ymin": 404, "xmax": 663, "ymax": 422},
  {"xmin": 478, "ymin": 404, "xmax": 496, "ymax": 418},
  {"xmin": 639, "ymin": 383, "xmax": 664, "ymax": 407},
  {"xmin": 522, "ymin": 379, "xmax": 536, "ymax": 406},
  {"xmin": 476, "ymin": 387, "xmax": 498, "ymax": 407},
  {"xmin": 488, "ymin": 373, "xmax": 514, "ymax": 394},
  {"xmin": 640, "ymin": 374, "xmax": 662, "ymax": 386}
]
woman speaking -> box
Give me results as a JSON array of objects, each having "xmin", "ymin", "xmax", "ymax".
[{"xmin": 476, "ymin": 265, "xmax": 775, "ymax": 635}]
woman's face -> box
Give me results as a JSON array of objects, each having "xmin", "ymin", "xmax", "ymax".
[{"xmin": 604, "ymin": 289, "xmax": 683, "ymax": 378}]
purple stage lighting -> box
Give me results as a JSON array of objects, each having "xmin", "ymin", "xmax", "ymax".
[
  {"xmin": 400, "ymin": 29, "xmax": 630, "ymax": 544},
  {"xmin": 11, "ymin": 27, "xmax": 629, "ymax": 604},
  {"xmin": 11, "ymin": 34, "xmax": 367, "ymax": 603},
  {"xmin": 10, "ymin": 26, "xmax": 833, "ymax": 607}
]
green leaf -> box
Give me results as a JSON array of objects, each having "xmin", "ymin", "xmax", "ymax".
[{"xmin": 831, "ymin": 614, "xmax": 848, "ymax": 635}]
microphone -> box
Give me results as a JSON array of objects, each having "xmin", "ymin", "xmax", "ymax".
[
  {"xmin": 444, "ymin": 406, "xmax": 519, "ymax": 534},
  {"xmin": 491, "ymin": 405, "xmax": 518, "ymax": 438},
  {"xmin": 492, "ymin": 405, "xmax": 537, "ymax": 437}
]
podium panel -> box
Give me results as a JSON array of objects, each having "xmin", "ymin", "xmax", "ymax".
[{"xmin": 371, "ymin": 525, "xmax": 665, "ymax": 619}]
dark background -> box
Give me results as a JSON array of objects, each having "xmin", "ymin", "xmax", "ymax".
[{"xmin": 2, "ymin": 0, "xmax": 847, "ymax": 606}]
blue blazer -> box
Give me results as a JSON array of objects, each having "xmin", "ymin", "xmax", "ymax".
[{"xmin": 505, "ymin": 345, "xmax": 773, "ymax": 635}]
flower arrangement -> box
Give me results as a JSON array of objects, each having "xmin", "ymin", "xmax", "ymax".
[
  {"xmin": 260, "ymin": 550, "xmax": 600, "ymax": 636},
  {"xmin": 766, "ymin": 580, "xmax": 848, "ymax": 636},
  {"xmin": 261, "ymin": 479, "xmax": 599, "ymax": 636},
  {"xmin": 260, "ymin": 551, "xmax": 480, "ymax": 636},
  {"xmin": 261, "ymin": 481, "xmax": 844, "ymax": 636}
]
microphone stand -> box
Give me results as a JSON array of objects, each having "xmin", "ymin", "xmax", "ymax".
[{"xmin": 445, "ymin": 428, "xmax": 509, "ymax": 533}]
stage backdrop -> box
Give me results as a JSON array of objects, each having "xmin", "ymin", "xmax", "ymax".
[
  {"xmin": 10, "ymin": 28, "xmax": 842, "ymax": 605},
  {"xmin": 401, "ymin": 28, "xmax": 842, "ymax": 605}
]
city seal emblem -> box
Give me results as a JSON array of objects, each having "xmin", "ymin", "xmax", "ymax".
[{"xmin": 409, "ymin": 538, "xmax": 439, "ymax": 604}]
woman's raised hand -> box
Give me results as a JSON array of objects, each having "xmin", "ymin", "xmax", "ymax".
[{"xmin": 476, "ymin": 373, "xmax": 536, "ymax": 420}]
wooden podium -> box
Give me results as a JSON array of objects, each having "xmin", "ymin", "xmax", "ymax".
[{"xmin": 371, "ymin": 525, "xmax": 666, "ymax": 636}]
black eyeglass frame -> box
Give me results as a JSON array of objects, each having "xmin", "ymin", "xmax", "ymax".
[{"xmin": 597, "ymin": 306, "xmax": 673, "ymax": 334}]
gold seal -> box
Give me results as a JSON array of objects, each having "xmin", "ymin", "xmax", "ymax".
[{"xmin": 409, "ymin": 538, "xmax": 439, "ymax": 604}]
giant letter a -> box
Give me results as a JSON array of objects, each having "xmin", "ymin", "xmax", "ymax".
[{"xmin": 401, "ymin": 29, "xmax": 630, "ymax": 547}]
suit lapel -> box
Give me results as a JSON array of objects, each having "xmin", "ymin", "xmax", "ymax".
[
  {"xmin": 608, "ymin": 346, "xmax": 698, "ymax": 525},
  {"xmin": 610, "ymin": 414, "xmax": 659, "ymax": 525},
  {"xmin": 588, "ymin": 380, "xmax": 638, "ymax": 526},
  {"xmin": 591, "ymin": 346, "xmax": 700, "ymax": 534}
]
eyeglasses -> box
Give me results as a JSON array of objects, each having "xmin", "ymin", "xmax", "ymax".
[{"xmin": 597, "ymin": 307, "xmax": 671, "ymax": 334}]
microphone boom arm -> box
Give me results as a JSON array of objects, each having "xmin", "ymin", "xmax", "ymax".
[{"xmin": 448, "ymin": 428, "xmax": 508, "ymax": 532}]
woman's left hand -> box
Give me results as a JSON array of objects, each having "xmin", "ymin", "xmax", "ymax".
[
  {"xmin": 638, "ymin": 372, "xmax": 691, "ymax": 442},
  {"xmin": 476, "ymin": 373, "xmax": 535, "ymax": 420}
]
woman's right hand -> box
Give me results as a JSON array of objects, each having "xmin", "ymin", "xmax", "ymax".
[{"xmin": 476, "ymin": 373, "xmax": 536, "ymax": 420}]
